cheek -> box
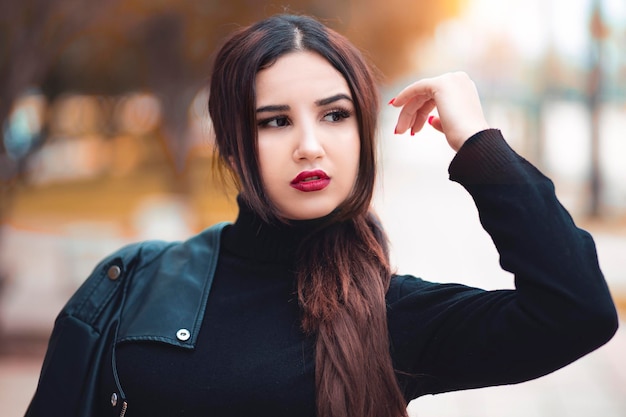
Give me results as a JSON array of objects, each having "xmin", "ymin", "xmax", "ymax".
[
  {"xmin": 334, "ymin": 141, "xmax": 361, "ymax": 194},
  {"xmin": 346, "ymin": 138, "xmax": 361, "ymax": 177},
  {"xmin": 257, "ymin": 142, "xmax": 281, "ymax": 187},
  {"xmin": 350, "ymin": 154, "xmax": 361, "ymax": 187}
]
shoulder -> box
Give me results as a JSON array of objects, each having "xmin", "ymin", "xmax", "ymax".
[
  {"xmin": 387, "ymin": 274, "xmax": 431, "ymax": 301},
  {"xmin": 104, "ymin": 221, "xmax": 230, "ymax": 277},
  {"xmin": 58, "ymin": 239, "xmax": 174, "ymax": 322},
  {"xmin": 61, "ymin": 223, "xmax": 229, "ymax": 323},
  {"xmin": 387, "ymin": 274, "xmax": 485, "ymax": 307}
]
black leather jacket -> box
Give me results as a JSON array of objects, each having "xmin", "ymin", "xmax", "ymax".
[{"xmin": 25, "ymin": 223, "xmax": 229, "ymax": 417}]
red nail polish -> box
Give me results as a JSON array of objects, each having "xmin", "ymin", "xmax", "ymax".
[
  {"xmin": 388, "ymin": 98, "xmax": 396, "ymax": 105},
  {"xmin": 394, "ymin": 127, "xmax": 398, "ymax": 134},
  {"xmin": 411, "ymin": 130, "xmax": 415, "ymax": 136},
  {"xmin": 428, "ymin": 115, "xmax": 434, "ymax": 124}
]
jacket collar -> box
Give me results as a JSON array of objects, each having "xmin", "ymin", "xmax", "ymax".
[{"xmin": 116, "ymin": 222, "xmax": 229, "ymax": 349}]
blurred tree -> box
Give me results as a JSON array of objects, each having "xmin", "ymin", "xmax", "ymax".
[
  {"xmin": 0, "ymin": 0, "xmax": 121, "ymax": 224},
  {"xmin": 588, "ymin": 0, "xmax": 609, "ymax": 218},
  {"xmin": 343, "ymin": 0, "xmax": 460, "ymax": 81},
  {"xmin": 0, "ymin": 0, "xmax": 460, "ymax": 221}
]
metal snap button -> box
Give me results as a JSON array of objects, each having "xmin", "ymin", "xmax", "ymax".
[
  {"xmin": 111, "ymin": 392, "xmax": 118, "ymax": 407},
  {"xmin": 107, "ymin": 265, "xmax": 121, "ymax": 281},
  {"xmin": 176, "ymin": 328, "xmax": 191, "ymax": 341}
]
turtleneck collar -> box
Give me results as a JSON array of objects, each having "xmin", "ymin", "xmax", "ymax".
[{"xmin": 221, "ymin": 196, "xmax": 333, "ymax": 264}]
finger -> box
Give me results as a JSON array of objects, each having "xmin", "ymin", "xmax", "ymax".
[
  {"xmin": 428, "ymin": 115, "xmax": 444, "ymax": 133},
  {"xmin": 390, "ymin": 78, "xmax": 437, "ymax": 108},
  {"xmin": 410, "ymin": 99, "xmax": 436, "ymax": 135},
  {"xmin": 395, "ymin": 113, "xmax": 415, "ymax": 135},
  {"xmin": 394, "ymin": 94, "xmax": 431, "ymax": 134}
]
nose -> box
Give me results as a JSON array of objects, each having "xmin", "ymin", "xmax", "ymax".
[{"xmin": 293, "ymin": 121, "xmax": 325, "ymax": 161}]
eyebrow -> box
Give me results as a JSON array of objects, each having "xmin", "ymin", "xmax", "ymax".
[
  {"xmin": 315, "ymin": 93, "xmax": 353, "ymax": 106},
  {"xmin": 256, "ymin": 93, "xmax": 353, "ymax": 113}
]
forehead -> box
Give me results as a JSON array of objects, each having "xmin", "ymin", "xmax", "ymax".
[{"xmin": 255, "ymin": 51, "xmax": 351, "ymax": 104}]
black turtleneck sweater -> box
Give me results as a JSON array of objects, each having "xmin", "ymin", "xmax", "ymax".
[
  {"xmin": 116, "ymin": 199, "xmax": 321, "ymax": 416},
  {"xmin": 114, "ymin": 130, "xmax": 617, "ymax": 416}
]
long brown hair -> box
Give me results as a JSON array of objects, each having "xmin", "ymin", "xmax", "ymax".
[{"xmin": 209, "ymin": 14, "xmax": 408, "ymax": 417}]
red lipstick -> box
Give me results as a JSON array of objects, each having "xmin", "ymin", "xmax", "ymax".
[{"xmin": 290, "ymin": 170, "xmax": 330, "ymax": 192}]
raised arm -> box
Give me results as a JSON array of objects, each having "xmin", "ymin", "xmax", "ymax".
[{"xmin": 386, "ymin": 74, "xmax": 619, "ymax": 399}]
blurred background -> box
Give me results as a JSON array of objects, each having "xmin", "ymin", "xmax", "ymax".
[{"xmin": 0, "ymin": 0, "xmax": 624, "ymax": 416}]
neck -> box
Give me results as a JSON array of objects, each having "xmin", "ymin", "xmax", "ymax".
[{"xmin": 221, "ymin": 196, "xmax": 335, "ymax": 264}]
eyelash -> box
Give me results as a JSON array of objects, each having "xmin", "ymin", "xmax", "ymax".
[
  {"xmin": 323, "ymin": 108, "xmax": 353, "ymax": 122},
  {"xmin": 257, "ymin": 107, "xmax": 353, "ymax": 128}
]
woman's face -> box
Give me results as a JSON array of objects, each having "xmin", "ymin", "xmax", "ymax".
[{"xmin": 255, "ymin": 51, "xmax": 360, "ymax": 220}]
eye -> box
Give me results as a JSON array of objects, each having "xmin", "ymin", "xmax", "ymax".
[
  {"xmin": 258, "ymin": 116, "xmax": 290, "ymax": 128},
  {"xmin": 322, "ymin": 109, "xmax": 352, "ymax": 123}
]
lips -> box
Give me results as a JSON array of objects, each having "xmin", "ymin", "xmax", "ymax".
[{"xmin": 290, "ymin": 169, "xmax": 331, "ymax": 192}]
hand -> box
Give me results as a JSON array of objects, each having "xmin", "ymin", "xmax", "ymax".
[{"xmin": 389, "ymin": 72, "xmax": 490, "ymax": 151}]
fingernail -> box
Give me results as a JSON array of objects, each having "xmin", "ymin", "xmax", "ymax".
[
  {"xmin": 411, "ymin": 130, "xmax": 415, "ymax": 136},
  {"xmin": 388, "ymin": 98, "xmax": 396, "ymax": 105},
  {"xmin": 394, "ymin": 127, "xmax": 398, "ymax": 134},
  {"xmin": 428, "ymin": 115, "xmax": 434, "ymax": 125}
]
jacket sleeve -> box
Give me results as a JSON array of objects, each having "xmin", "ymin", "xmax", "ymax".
[
  {"xmin": 387, "ymin": 129, "xmax": 619, "ymax": 400},
  {"xmin": 24, "ymin": 243, "xmax": 144, "ymax": 417}
]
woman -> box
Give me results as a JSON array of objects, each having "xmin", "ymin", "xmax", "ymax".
[{"xmin": 26, "ymin": 13, "xmax": 617, "ymax": 417}]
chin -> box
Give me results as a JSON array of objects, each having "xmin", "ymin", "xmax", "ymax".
[{"xmin": 279, "ymin": 203, "xmax": 337, "ymax": 221}]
